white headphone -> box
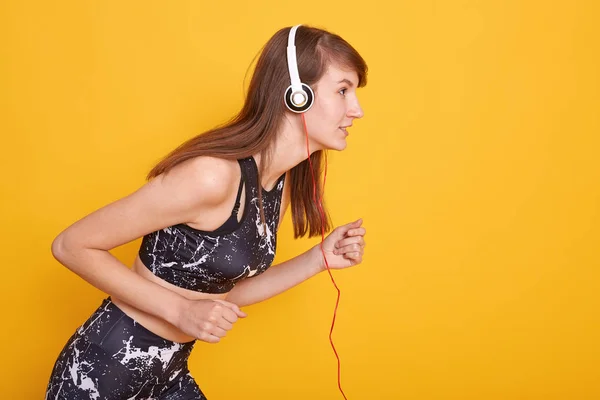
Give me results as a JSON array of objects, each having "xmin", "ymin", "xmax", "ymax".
[{"xmin": 284, "ymin": 24, "xmax": 314, "ymax": 113}]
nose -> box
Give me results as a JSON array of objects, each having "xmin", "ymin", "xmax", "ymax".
[{"xmin": 347, "ymin": 98, "xmax": 364, "ymax": 119}]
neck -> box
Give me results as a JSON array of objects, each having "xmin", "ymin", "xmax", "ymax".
[{"xmin": 253, "ymin": 114, "xmax": 321, "ymax": 190}]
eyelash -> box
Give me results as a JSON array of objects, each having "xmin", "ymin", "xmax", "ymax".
[{"xmin": 339, "ymin": 88, "xmax": 348, "ymax": 97}]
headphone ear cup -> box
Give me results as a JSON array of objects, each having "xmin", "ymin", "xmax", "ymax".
[{"xmin": 285, "ymin": 83, "xmax": 314, "ymax": 113}]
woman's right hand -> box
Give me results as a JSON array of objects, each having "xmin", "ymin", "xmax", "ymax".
[{"xmin": 175, "ymin": 298, "xmax": 247, "ymax": 343}]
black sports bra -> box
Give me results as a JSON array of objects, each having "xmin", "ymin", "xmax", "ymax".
[{"xmin": 138, "ymin": 156, "xmax": 286, "ymax": 293}]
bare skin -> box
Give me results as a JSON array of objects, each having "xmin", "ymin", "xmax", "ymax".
[
  {"xmin": 51, "ymin": 65, "xmax": 366, "ymax": 344},
  {"xmin": 112, "ymin": 159, "xmax": 290, "ymax": 343}
]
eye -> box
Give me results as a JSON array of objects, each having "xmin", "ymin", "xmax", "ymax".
[{"xmin": 338, "ymin": 88, "xmax": 347, "ymax": 97}]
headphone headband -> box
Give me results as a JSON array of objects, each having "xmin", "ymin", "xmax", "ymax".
[{"xmin": 287, "ymin": 25, "xmax": 303, "ymax": 95}]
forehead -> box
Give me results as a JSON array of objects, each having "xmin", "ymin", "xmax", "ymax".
[{"xmin": 318, "ymin": 64, "xmax": 359, "ymax": 87}]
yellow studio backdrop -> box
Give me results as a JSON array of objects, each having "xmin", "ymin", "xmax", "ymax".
[{"xmin": 1, "ymin": 0, "xmax": 599, "ymax": 399}]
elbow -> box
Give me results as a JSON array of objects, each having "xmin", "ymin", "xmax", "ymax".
[
  {"xmin": 51, "ymin": 233, "xmax": 82, "ymax": 266},
  {"xmin": 51, "ymin": 234, "xmax": 68, "ymax": 264}
]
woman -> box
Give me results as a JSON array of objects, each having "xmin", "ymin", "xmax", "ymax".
[{"xmin": 45, "ymin": 24, "xmax": 368, "ymax": 399}]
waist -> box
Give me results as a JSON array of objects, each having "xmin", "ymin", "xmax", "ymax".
[{"xmin": 111, "ymin": 256, "xmax": 230, "ymax": 343}]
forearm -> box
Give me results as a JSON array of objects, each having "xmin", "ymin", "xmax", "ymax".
[
  {"xmin": 52, "ymin": 238, "xmax": 186, "ymax": 326},
  {"xmin": 225, "ymin": 245, "xmax": 324, "ymax": 307}
]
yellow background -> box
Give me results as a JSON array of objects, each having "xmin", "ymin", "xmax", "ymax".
[{"xmin": 1, "ymin": 0, "xmax": 599, "ymax": 399}]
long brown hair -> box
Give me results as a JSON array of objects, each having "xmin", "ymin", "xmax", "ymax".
[{"xmin": 147, "ymin": 25, "xmax": 368, "ymax": 238}]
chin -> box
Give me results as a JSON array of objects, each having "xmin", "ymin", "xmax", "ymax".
[
  {"xmin": 311, "ymin": 134, "xmax": 348, "ymax": 152},
  {"xmin": 326, "ymin": 139, "xmax": 348, "ymax": 151}
]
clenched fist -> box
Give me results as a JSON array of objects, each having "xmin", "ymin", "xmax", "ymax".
[{"xmin": 175, "ymin": 298, "xmax": 247, "ymax": 343}]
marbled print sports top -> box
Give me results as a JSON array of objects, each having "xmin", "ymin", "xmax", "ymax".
[{"xmin": 138, "ymin": 156, "xmax": 286, "ymax": 294}]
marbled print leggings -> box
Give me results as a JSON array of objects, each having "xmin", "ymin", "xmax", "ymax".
[{"xmin": 45, "ymin": 297, "xmax": 206, "ymax": 399}]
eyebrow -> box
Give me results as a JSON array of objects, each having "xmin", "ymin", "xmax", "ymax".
[{"xmin": 337, "ymin": 78, "xmax": 356, "ymax": 87}]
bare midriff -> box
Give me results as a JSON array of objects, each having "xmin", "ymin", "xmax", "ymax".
[{"xmin": 111, "ymin": 255, "xmax": 229, "ymax": 344}]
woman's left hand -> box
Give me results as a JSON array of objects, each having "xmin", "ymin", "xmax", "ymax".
[{"xmin": 313, "ymin": 218, "xmax": 366, "ymax": 271}]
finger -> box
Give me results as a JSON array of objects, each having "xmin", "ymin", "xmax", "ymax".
[
  {"xmin": 348, "ymin": 218, "xmax": 363, "ymax": 229},
  {"xmin": 200, "ymin": 320, "xmax": 228, "ymax": 338},
  {"xmin": 216, "ymin": 318, "xmax": 234, "ymax": 331},
  {"xmin": 335, "ymin": 236, "xmax": 365, "ymax": 249},
  {"xmin": 210, "ymin": 325, "xmax": 228, "ymax": 338},
  {"xmin": 334, "ymin": 243, "xmax": 364, "ymax": 255},
  {"xmin": 338, "ymin": 218, "xmax": 363, "ymax": 236},
  {"xmin": 214, "ymin": 299, "xmax": 247, "ymax": 318},
  {"xmin": 343, "ymin": 252, "xmax": 362, "ymax": 261},
  {"xmin": 346, "ymin": 227, "xmax": 366, "ymax": 237},
  {"xmin": 197, "ymin": 331, "xmax": 220, "ymax": 344},
  {"xmin": 219, "ymin": 306, "xmax": 240, "ymax": 324}
]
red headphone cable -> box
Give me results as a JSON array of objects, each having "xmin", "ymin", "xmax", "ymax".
[{"xmin": 301, "ymin": 113, "xmax": 348, "ymax": 400}]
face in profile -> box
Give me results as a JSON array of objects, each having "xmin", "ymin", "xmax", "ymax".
[{"xmin": 303, "ymin": 63, "xmax": 364, "ymax": 151}]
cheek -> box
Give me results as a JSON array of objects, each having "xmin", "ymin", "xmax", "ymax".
[
  {"xmin": 307, "ymin": 98, "xmax": 342, "ymax": 127},
  {"xmin": 323, "ymin": 97, "xmax": 346, "ymax": 120},
  {"xmin": 305, "ymin": 104, "xmax": 326, "ymax": 130}
]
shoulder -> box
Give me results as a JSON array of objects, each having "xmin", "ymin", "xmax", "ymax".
[
  {"xmin": 154, "ymin": 155, "xmax": 240, "ymax": 207},
  {"xmin": 51, "ymin": 156, "xmax": 244, "ymax": 254}
]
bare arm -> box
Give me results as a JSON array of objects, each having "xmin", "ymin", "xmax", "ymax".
[
  {"xmin": 225, "ymin": 176, "xmax": 367, "ymax": 307},
  {"xmin": 52, "ymin": 156, "xmax": 239, "ymax": 328},
  {"xmin": 225, "ymin": 171, "xmax": 324, "ymax": 307},
  {"xmin": 225, "ymin": 217, "xmax": 366, "ymax": 307},
  {"xmin": 225, "ymin": 245, "xmax": 323, "ymax": 307}
]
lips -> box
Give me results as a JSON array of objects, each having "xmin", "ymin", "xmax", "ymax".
[{"xmin": 339, "ymin": 126, "xmax": 351, "ymax": 136}]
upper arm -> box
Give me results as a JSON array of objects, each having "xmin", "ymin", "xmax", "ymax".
[{"xmin": 52, "ymin": 156, "xmax": 236, "ymax": 256}]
